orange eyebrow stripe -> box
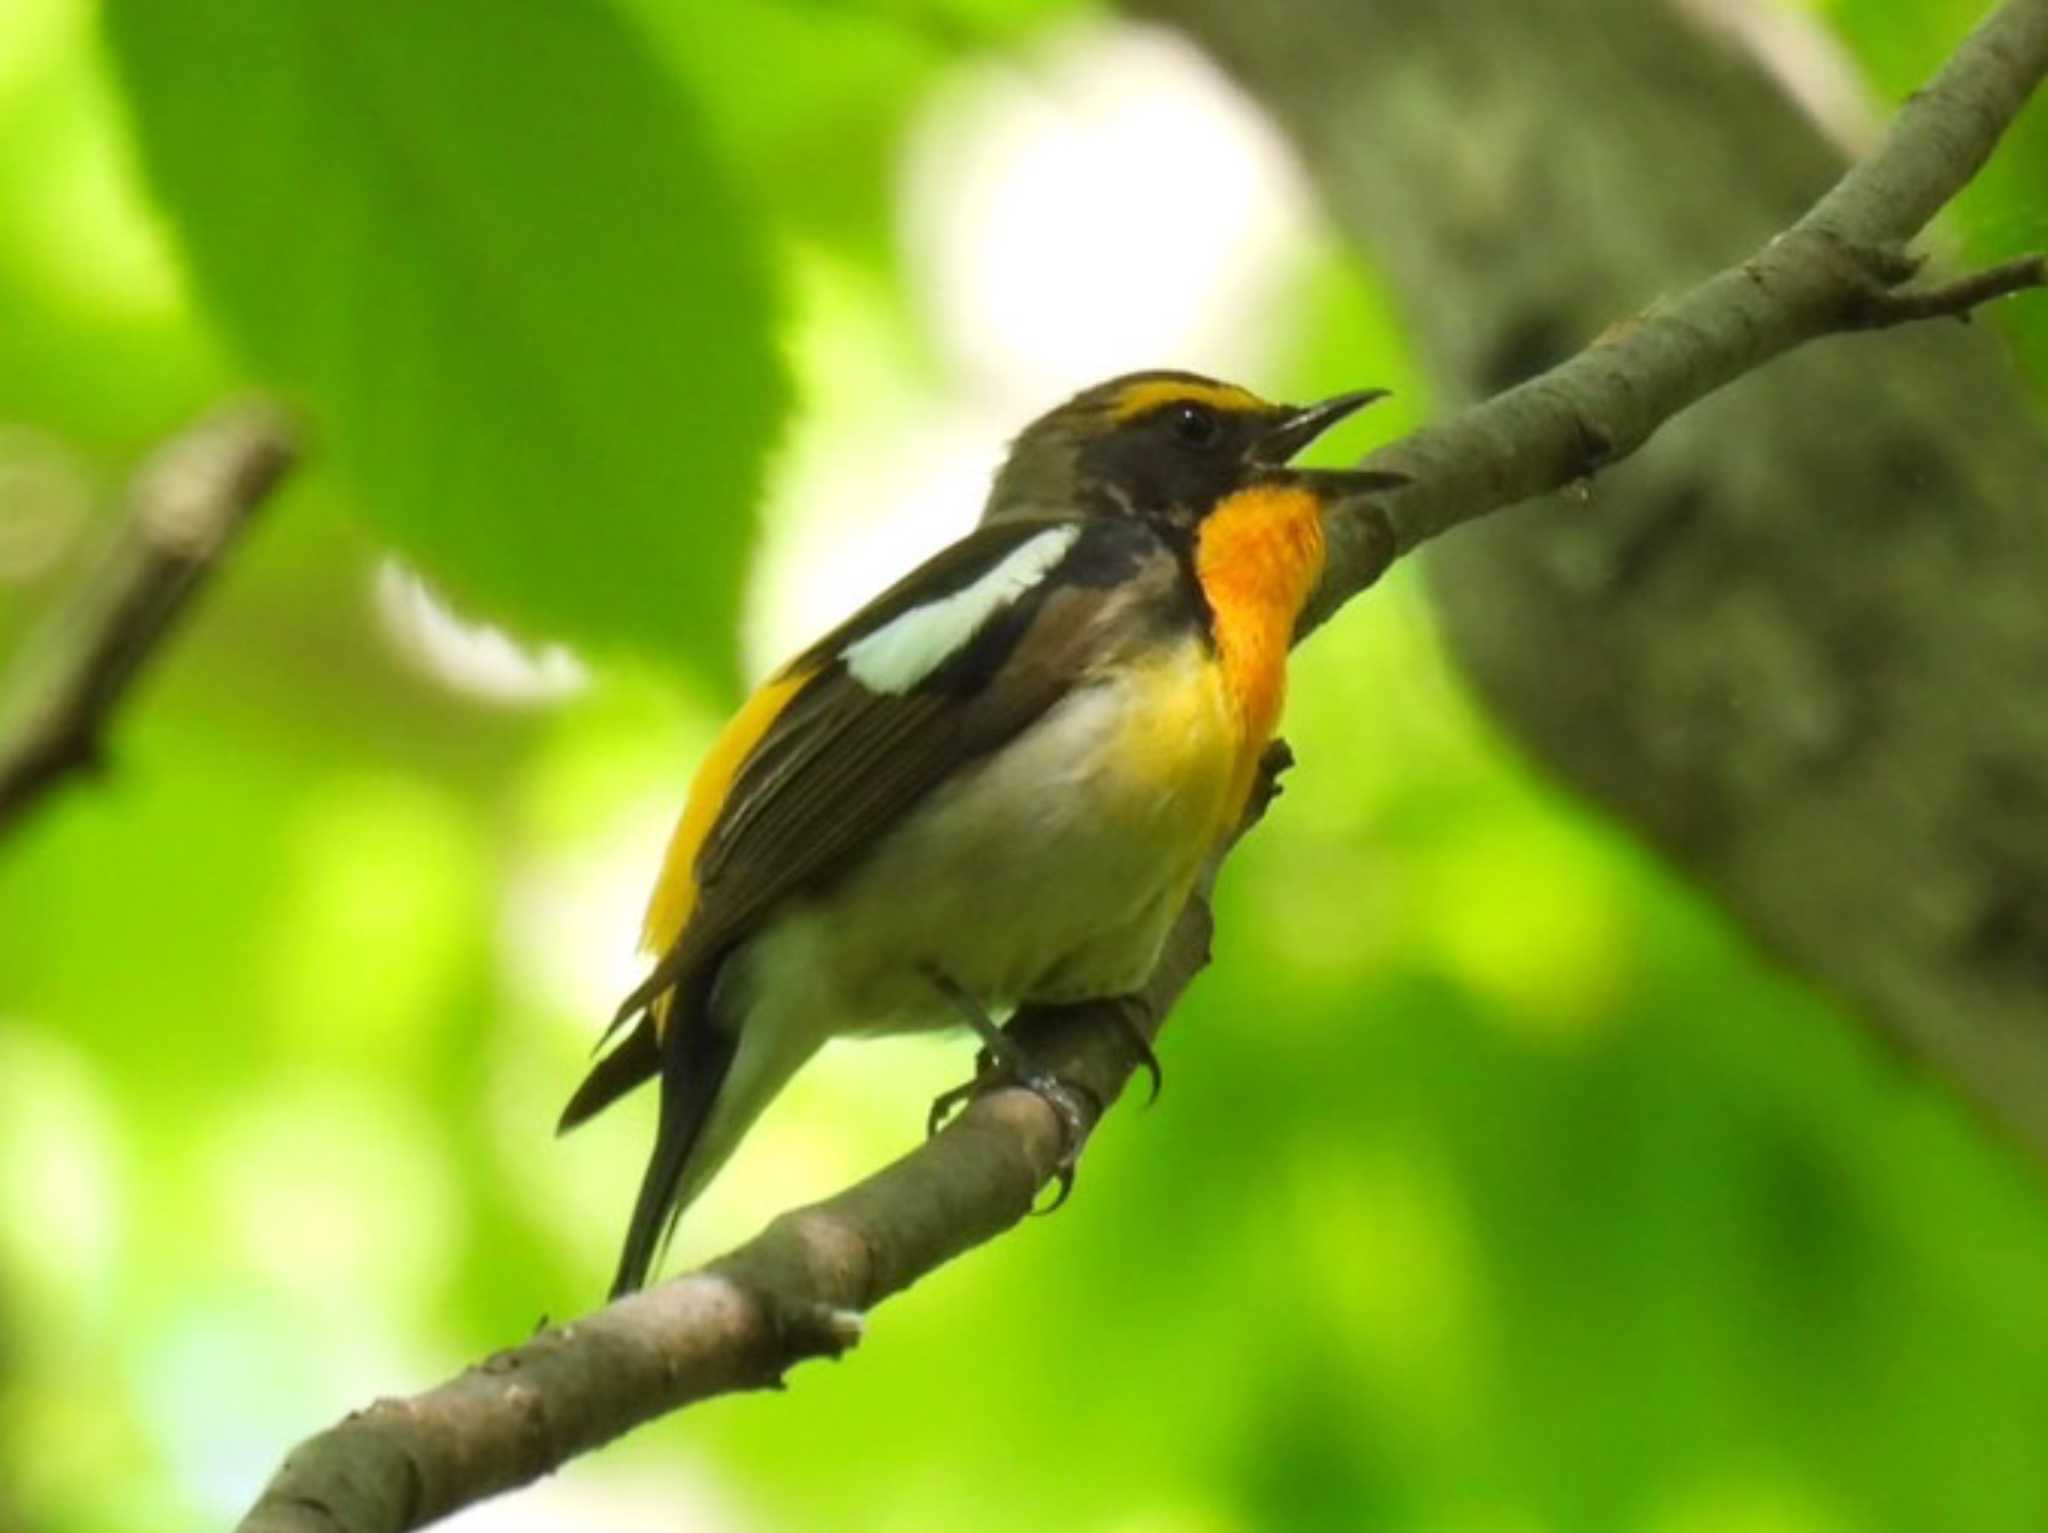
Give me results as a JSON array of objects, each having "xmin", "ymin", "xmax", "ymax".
[
  {"xmin": 1108, "ymin": 378, "xmax": 1271, "ymax": 422},
  {"xmin": 639, "ymin": 664, "xmax": 813, "ymax": 959}
]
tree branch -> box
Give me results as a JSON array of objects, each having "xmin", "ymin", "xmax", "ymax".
[
  {"xmin": 1152, "ymin": 0, "xmax": 2048, "ymax": 1158},
  {"xmin": 1296, "ymin": 0, "xmax": 2048, "ymax": 621},
  {"xmin": 0, "ymin": 402, "xmax": 298, "ymax": 841},
  {"xmin": 239, "ymin": 790, "xmax": 1231, "ymax": 1533},
  {"xmin": 1842, "ymin": 251, "xmax": 2048, "ymax": 326},
  {"xmin": 236, "ymin": 3, "xmax": 2048, "ymax": 1528}
]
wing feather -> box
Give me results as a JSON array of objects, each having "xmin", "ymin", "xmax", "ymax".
[{"xmin": 610, "ymin": 517, "xmax": 1164, "ymax": 1029}]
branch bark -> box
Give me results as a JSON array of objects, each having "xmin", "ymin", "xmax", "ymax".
[
  {"xmin": 1144, "ymin": 0, "xmax": 2048, "ymax": 1158},
  {"xmin": 0, "ymin": 402, "xmax": 297, "ymax": 841},
  {"xmin": 1281, "ymin": 0, "xmax": 2048, "ymax": 618},
  {"xmin": 237, "ymin": 2, "xmax": 2048, "ymax": 1527},
  {"xmin": 238, "ymin": 793, "xmax": 1229, "ymax": 1533}
]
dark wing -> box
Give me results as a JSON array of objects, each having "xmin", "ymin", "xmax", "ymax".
[{"xmin": 605, "ymin": 513, "xmax": 1172, "ymax": 1032}]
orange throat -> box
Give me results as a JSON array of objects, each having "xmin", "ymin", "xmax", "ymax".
[{"xmin": 1194, "ymin": 484, "xmax": 1327, "ymax": 801}]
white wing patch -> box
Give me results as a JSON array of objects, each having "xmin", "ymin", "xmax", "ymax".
[{"xmin": 841, "ymin": 524, "xmax": 1082, "ymax": 694}]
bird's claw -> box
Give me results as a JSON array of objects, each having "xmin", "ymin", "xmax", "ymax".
[
  {"xmin": 925, "ymin": 1077, "xmax": 976, "ymax": 1137},
  {"xmin": 1041, "ymin": 1163, "xmax": 1077, "ymax": 1214},
  {"xmin": 916, "ymin": 967, "xmax": 1100, "ymax": 1208},
  {"xmin": 925, "ymin": 1052, "xmax": 1101, "ymax": 1216},
  {"xmin": 927, "ymin": 1045, "xmax": 996, "ymax": 1137},
  {"xmin": 1022, "ymin": 1068, "xmax": 1098, "ymax": 1216},
  {"xmin": 1107, "ymin": 1001, "xmax": 1163, "ymax": 1106}
]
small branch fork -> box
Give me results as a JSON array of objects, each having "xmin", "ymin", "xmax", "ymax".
[
  {"xmin": 1309, "ymin": 234, "xmax": 2047, "ymax": 621},
  {"xmin": 39, "ymin": 0, "xmax": 2026, "ymax": 1526},
  {"xmin": 0, "ymin": 402, "xmax": 297, "ymax": 841},
  {"xmin": 1841, "ymin": 249, "xmax": 2048, "ymax": 327},
  {"xmin": 1304, "ymin": 0, "xmax": 2048, "ymax": 620}
]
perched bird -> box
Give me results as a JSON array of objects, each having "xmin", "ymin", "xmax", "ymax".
[{"xmin": 562, "ymin": 370, "xmax": 1402, "ymax": 1296}]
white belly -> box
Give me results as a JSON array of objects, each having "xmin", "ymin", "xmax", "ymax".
[
  {"xmin": 729, "ymin": 636, "xmax": 1241, "ymax": 1035},
  {"xmin": 662, "ymin": 637, "xmax": 1243, "ymax": 1216}
]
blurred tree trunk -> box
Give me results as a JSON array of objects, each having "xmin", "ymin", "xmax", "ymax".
[{"xmin": 1131, "ymin": 0, "xmax": 2048, "ymax": 1158}]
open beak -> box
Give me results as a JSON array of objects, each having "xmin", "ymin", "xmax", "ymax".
[
  {"xmin": 1253, "ymin": 389, "xmax": 1385, "ymax": 464},
  {"xmin": 1251, "ymin": 389, "xmax": 1410, "ymax": 491}
]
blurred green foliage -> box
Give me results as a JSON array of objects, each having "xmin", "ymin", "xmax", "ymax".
[{"xmin": 2, "ymin": 2, "xmax": 2047, "ymax": 1532}]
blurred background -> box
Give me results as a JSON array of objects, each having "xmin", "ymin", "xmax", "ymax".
[{"xmin": 4, "ymin": 1, "xmax": 2048, "ymax": 1529}]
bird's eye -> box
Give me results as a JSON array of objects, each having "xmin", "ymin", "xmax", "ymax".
[{"xmin": 1167, "ymin": 402, "xmax": 1222, "ymax": 449}]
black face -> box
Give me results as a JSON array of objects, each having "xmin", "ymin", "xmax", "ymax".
[{"xmin": 1075, "ymin": 398, "xmax": 1279, "ymax": 527}]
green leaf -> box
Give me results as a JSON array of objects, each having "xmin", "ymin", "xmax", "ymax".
[{"xmin": 102, "ymin": 0, "xmax": 786, "ymax": 677}]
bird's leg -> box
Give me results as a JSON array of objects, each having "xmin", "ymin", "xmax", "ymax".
[
  {"xmin": 921, "ymin": 966, "xmax": 1098, "ymax": 1208},
  {"xmin": 924, "ymin": 1048, "xmax": 994, "ymax": 1138}
]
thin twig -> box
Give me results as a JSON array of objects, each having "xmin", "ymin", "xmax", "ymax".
[
  {"xmin": 0, "ymin": 402, "xmax": 297, "ymax": 841},
  {"xmin": 1302, "ymin": 0, "xmax": 2048, "ymax": 616},
  {"xmin": 1845, "ymin": 251, "xmax": 2048, "ymax": 326},
  {"xmin": 235, "ymin": 0, "xmax": 2048, "ymax": 1526}
]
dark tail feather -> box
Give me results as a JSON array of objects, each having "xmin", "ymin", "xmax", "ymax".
[
  {"xmin": 609, "ymin": 1005, "xmax": 737, "ymax": 1298},
  {"xmin": 558, "ymin": 1016, "xmax": 662, "ymax": 1134}
]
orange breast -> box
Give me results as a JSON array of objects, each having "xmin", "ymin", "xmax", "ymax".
[{"xmin": 1193, "ymin": 483, "xmax": 1326, "ymax": 811}]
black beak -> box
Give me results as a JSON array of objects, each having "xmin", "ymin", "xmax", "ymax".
[
  {"xmin": 1252, "ymin": 389, "xmax": 1386, "ymax": 465},
  {"xmin": 1250, "ymin": 388, "xmax": 1410, "ymax": 493}
]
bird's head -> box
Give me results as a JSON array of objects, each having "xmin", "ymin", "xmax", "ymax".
[{"xmin": 983, "ymin": 370, "xmax": 1403, "ymax": 532}]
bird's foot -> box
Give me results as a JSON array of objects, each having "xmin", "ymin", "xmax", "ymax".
[
  {"xmin": 925, "ymin": 1045, "xmax": 1099, "ymax": 1210},
  {"xmin": 1021, "ymin": 1066, "xmax": 1098, "ymax": 1213},
  {"xmin": 919, "ymin": 966, "xmax": 1101, "ymax": 1210}
]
